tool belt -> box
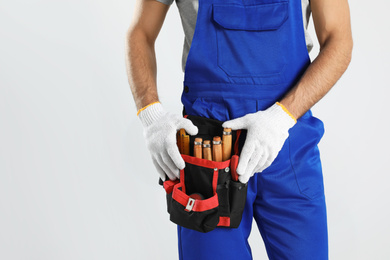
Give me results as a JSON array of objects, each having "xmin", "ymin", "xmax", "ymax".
[{"xmin": 158, "ymin": 114, "xmax": 248, "ymax": 233}]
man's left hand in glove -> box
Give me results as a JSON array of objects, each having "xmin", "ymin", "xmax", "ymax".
[{"xmin": 222, "ymin": 102, "xmax": 297, "ymax": 183}]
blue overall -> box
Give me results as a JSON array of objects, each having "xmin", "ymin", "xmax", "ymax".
[{"xmin": 179, "ymin": 0, "xmax": 328, "ymax": 259}]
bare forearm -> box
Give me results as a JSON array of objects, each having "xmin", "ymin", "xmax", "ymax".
[
  {"xmin": 280, "ymin": 36, "xmax": 353, "ymax": 119},
  {"xmin": 125, "ymin": 28, "xmax": 159, "ymax": 111}
]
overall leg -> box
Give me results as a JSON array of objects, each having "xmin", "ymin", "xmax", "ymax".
[{"xmin": 253, "ymin": 112, "xmax": 328, "ymax": 260}]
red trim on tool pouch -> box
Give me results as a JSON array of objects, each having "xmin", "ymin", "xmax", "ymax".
[
  {"xmin": 181, "ymin": 154, "xmax": 230, "ymax": 169},
  {"xmin": 172, "ymin": 168, "xmax": 220, "ymax": 212},
  {"xmin": 230, "ymin": 155, "xmax": 239, "ymax": 182},
  {"xmin": 180, "ymin": 168, "xmax": 186, "ymax": 194},
  {"xmin": 172, "ymin": 183, "xmax": 219, "ymax": 212},
  {"xmin": 217, "ymin": 216, "xmax": 231, "ymax": 226},
  {"xmin": 163, "ymin": 179, "xmax": 180, "ymax": 194}
]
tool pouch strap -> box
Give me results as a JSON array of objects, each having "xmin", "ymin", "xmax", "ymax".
[{"xmin": 159, "ymin": 114, "xmax": 248, "ymax": 233}]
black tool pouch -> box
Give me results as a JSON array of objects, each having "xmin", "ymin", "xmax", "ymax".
[{"xmin": 159, "ymin": 114, "xmax": 248, "ymax": 233}]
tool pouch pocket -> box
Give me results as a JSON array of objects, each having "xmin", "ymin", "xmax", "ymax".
[{"xmin": 159, "ymin": 114, "xmax": 248, "ymax": 233}]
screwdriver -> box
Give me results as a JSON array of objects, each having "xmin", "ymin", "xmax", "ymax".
[
  {"xmin": 212, "ymin": 136, "xmax": 222, "ymax": 162},
  {"xmin": 203, "ymin": 140, "xmax": 212, "ymax": 161},
  {"xmin": 194, "ymin": 138, "xmax": 203, "ymax": 159},
  {"xmin": 222, "ymin": 128, "xmax": 232, "ymax": 161}
]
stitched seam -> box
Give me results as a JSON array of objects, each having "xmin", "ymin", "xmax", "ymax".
[
  {"xmin": 253, "ymin": 175, "xmax": 278, "ymax": 260},
  {"xmin": 178, "ymin": 226, "xmax": 184, "ymax": 259},
  {"xmin": 288, "ymin": 136, "xmax": 312, "ymax": 200},
  {"xmin": 213, "ymin": 1, "xmax": 289, "ymax": 8},
  {"xmin": 213, "ymin": 2, "xmax": 289, "ymax": 31},
  {"xmin": 255, "ymin": 212, "xmax": 278, "ymax": 260}
]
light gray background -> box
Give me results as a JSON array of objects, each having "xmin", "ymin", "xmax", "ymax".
[{"xmin": 0, "ymin": 0, "xmax": 389, "ymax": 259}]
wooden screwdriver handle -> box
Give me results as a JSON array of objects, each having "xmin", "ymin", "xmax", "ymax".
[
  {"xmin": 212, "ymin": 136, "xmax": 222, "ymax": 162},
  {"xmin": 203, "ymin": 140, "xmax": 212, "ymax": 161},
  {"xmin": 194, "ymin": 138, "xmax": 203, "ymax": 159},
  {"xmin": 222, "ymin": 128, "xmax": 232, "ymax": 161}
]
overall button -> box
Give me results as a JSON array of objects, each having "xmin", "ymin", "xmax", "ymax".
[{"xmin": 184, "ymin": 85, "xmax": 189, "ymax": 93}]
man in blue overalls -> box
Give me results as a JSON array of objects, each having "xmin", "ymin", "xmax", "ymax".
[{"xmin": 127, "ymin": 0, "xmax": 353, "ymax": 258}]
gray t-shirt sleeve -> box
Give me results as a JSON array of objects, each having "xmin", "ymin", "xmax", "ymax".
[{"xmin": 155, "ymin": 0, "xmax": 174, "ymax": 6}]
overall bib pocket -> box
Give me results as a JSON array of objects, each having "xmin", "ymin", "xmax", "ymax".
[
  {"xmin": 212, "ymin": 1, "xmax": 289, "ymax": 79},
  {"xmin": 159, "ymin": 114, "xmax": 248, "ymax": 232}
]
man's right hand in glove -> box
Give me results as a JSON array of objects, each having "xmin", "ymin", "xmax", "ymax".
[{"xmin": 137, "ymin": 101, "xmax": 198, "ymax": 181}]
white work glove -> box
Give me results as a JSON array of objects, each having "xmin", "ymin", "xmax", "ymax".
[
  {"xmin": 222, "ymin": 102, "xmax": 297, "ymax": 183},
  {"xmin": 138, "ymin": 102, "xmax": 198, "ymax": 181}
]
